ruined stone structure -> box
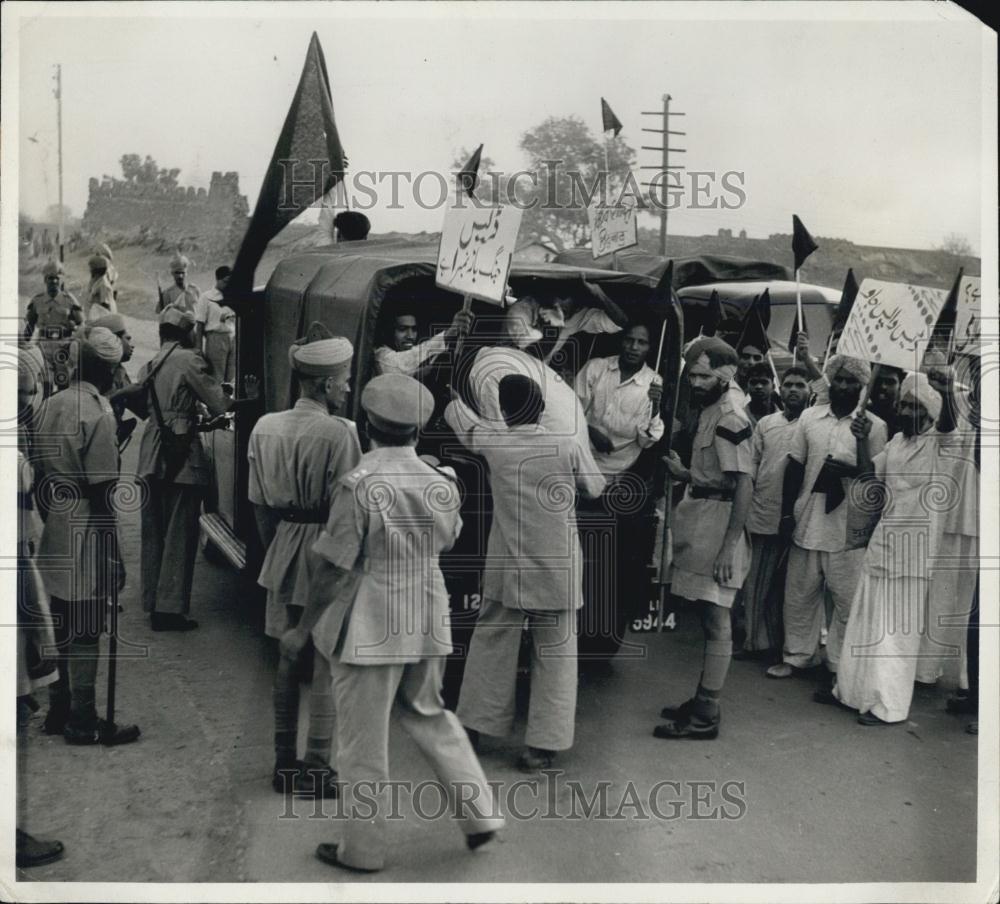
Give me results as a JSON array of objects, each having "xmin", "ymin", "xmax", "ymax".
[{"xmin": 82, "ymin": 171, "xmax": 250, "ymax": 254}]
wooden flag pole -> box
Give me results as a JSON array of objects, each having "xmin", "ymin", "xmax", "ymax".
[
  {"xmin": 856, "ymin": 363, "xmax": 882, "ymax": 415},
  {"xmin": 454, "ymin": 294, "xmax": 473, "ymax": 359}
]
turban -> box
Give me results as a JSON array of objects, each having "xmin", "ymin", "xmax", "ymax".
[
  {"xmin": 169, "ymin": 253, "xmax": 190, "ymax": 271},
  {"xmin": 826, "ymin": 354, "xmax": 871, "ymax": 385},
  {"xmin": 505, "ymin": 300, "xmax": 543, "ymax": 349},
  {"xmin": 90, "ymin": 313, "xmax": 126, "ymax": 335},
  {"xmin": 93, "ymin": 242, "xmax": 114, "ymax": 261},
  {"xmin": 160, "ymin": 306, "xmax": 196, "ymax": 330},
  {"xmin": 685, "ymin": 335, "xmax": 739, "ymax": 384},
  {"xmin": 42, "ymin": 260, "xmax": 64, "ymax": 278},
  {"xmin": 88, "ymin": 254, "xmax": 109, "ymax": 271},
  {"xmin": 901, "ymin": 371, "xmax": 942, "ymax": 421},
  {"xmin": 83, "ymin": 326, "xmax": 123, "ymax": 365},
  {"xmin": 289, "ymin": 321, "xmax": 353, "ymax": 376},
  {"xmin": 362, "ymin": 374, "xmax": 434, "ymax": 434}
]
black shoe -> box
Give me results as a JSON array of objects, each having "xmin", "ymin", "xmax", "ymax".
[
  {"xmin": 272, "ymin": 760, "xmax": 307, "ymax": 794},
  {"xmin": 42, "ymin": 706, "xmax": 70, "ymax": 736},
  {"xmin": 653, "ymin": 715, "xmax": 719, "ymax": 740},
  {"xmin": 293, "ymin": 764, "xmax": 339, "ymax": 799},
  {"xmin": 516, "ymin": 747, "xmax": 556, "ymax": 772},
  {"xmin": 466, "ymin": 831, "xmax": 497, "ymax": 851},
  {"xmin": 857, "ymin": 711, "xmax": 891, "ymax": 726},
  {"xmin": 16, "ymin": 830, "xmax": 64, "ymax": 868},
  {"xmin": 64, "ymin": 719, "xmax": 141, "ymax": 746},
  {"xmin": 151, "ymin": 613, "xmax": 199, "ymax": 632},
  {"xmin": 315, "ymin": 843, "xmax": 380, "ymax": 873},
  {"xmin": 812, "ymin": 688, "xmax": 838, "ymax": 705},
  {"xmin": 660, "ymin": 698, "xmax": 696, "ymax": 721}
]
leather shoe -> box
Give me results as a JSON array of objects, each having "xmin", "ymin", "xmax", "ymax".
[
  {"xmin": 466, "ymin": 831, "xmax": 497, "ymax": 851},
  {"xmin": 64, "ymin": 719, "xmax": 140, "ymax": 746},
  {"xmin": 857, "ymin": 711, "xmax": 890, "ymax": 726},
  {"xmin": 315, "ymin": 843, "xmax": 380, "ymax": 873},
  {"xmin": 516, "ymin": 747, "xmax": 555, "ymax": 772},
  {"xmin": 653, "ymin": 716, "xmax": 719, "ymax": 740},
  {"xmin": 293, "ymin": 764, "xmax": 339, "ymax": 799},
  {"xmin": 660, "ymin": 698, "xmax": 695, "ymax": 721},
  {"xmin": 16, "ymin": 830, "xmax": 64, "ymax": 868},
  {"xmin": 151, "ymin": 613, "xmax": 199, "ymax": 632}
]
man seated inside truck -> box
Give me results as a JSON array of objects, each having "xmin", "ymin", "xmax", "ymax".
[{"xmin": 374, "ymin": 303, "xmax": 474, "ymax": 377}]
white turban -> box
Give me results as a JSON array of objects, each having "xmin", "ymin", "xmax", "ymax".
[
  {"xmin": 900, "ymin": 371, "xmax": 942, "ymax": 421},
  {"xmin": 826, "ymin": 354, "xmax": 871, "ymax": 385},
  {"xmin": 289, "ymin": 337, "xmax": 353, "ymax": 376},
  {"xmin": 84, "ymin": 326, "xmax": 123, "ymax": 365}
]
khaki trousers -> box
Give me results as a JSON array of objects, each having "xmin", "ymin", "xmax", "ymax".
[
  {"xmin": 141, "ymin": 480, "xmax": 203, "ymax": 614},
  {"xmin": 330, "ymin": 655, "xmax": 504, "ymax": 872},
  {"xmin": 457, "ymin": 595, "xmax": 578, "ymax": 751}
]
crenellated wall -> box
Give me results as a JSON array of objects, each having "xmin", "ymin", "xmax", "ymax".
[{"xmin": 82, "ymin": 171, "xmax": 250, "ymax": 253}]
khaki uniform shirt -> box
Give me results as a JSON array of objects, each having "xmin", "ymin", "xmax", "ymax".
[
  {"xmin": 248, "ymin": 398, "xmax": 361, "ymax": 616},
  {"xmin": 34, "ymin": 382, "xmax": 120, "ymax": 601},
  {"xmin": 672, "ymin": 390, "xmax": 753, "ymax": 586},
  {"xmin": 311, "ymin": 446, "xmax": 463, "ymax": 665},
  {"xmin": 26, "ymin": 291, "xmax": 82, "ymax": 340},
  {"xmin": 136, "ymin": 343, "xmax": 230, "ymax": 485}
]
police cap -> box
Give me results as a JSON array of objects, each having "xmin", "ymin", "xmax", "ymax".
[{"xmin": 362, "ymin": 374, "xmax": 434, "ymax": 434}]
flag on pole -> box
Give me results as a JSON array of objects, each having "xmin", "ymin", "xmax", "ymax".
[
  {"xmin": 601, "ymin": 98, "xmax": 623, "ymax": 137},
  {"xmin": 702, "ymin": 289, "xmax": 724, "ymax": 337},
  {"xmin": 457, "ymin": 144, "xmax": 483, "ymax": 198},
  {"xmin": 791, "ymin": 215, "xmax": 818, "ymax": 272},
  {"xmin": 926, "ymin": 267, "xmax": 965, "ymax": 362},
  {"xmin": 831, "ymin": 268, "xmax": 860, "ymax": 334},
  {"xmin": 228, "ymin": 33, "xmax": 346, "ymax": 295},
  {"xmin": 788, "ymin": 303, "xmax": 809, "ymax": 352},
  {"xmin": 735, "ymin": 291, "xmax": 772, "ymax": 354}
]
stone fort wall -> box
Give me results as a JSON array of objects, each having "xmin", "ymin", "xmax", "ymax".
[{"xmin": 82, "ymin": 171, "xmax": 250, "ymax": 253}]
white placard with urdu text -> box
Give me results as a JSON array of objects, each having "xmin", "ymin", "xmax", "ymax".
[
  {"xmin": 954, "ymin": 275, "xmax": 982, "ymax": 357},
  {"xmin": 587, "ymin": 200, "xmax": 638, "ymax": 259},
  {"xmin": 435, "ymin": 204, "xmax": 523, "ymax": 304},
  {"xmin": 835, "ymin": 278, "xmax": 947, "ymax": 371}
]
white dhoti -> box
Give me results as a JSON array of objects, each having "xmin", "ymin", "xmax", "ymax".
[{"xmin": 834, "ymin": 573, "xmax": 929, "ymax": 723}]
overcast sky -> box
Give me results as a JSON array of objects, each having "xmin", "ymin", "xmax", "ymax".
[{"xmin": 9, "ymin": 2, "xmax": 990, "ymax": 253}]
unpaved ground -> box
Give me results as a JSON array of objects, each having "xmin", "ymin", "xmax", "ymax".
[{"xmin": 12, "ymin": 310, "xmax": 980, "ymax": 888}]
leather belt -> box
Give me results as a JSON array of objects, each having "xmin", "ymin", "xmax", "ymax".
[
  {"xmin": 689, "ymin": 486, "xmax": 734, "ymax": 502},
  {"xmin": 278, "ymin": 508, "xmax": 329, "ymax": 524}
]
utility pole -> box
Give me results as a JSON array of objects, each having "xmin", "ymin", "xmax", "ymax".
[
  {"xmin": 53, "ymin": 64, "xmax": 64, "ymax": 262},
  {"xmin": 640, "ymin": 94, "xmax": 686, "ymax": 256}
]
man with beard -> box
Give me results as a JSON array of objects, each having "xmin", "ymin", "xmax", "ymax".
[
  {"xmin": 867, "ymin": 365, "xmax": 904, "ymax": 438},
  {"xmin": 83, "ymin": 253, "xmax": 117, "ymax": 322},
  {"xmin": 248, "ymin": 324, "xmax": 361, "ymax": 798},
  {"xmin": 766, "ymin": 355, "xmax": 887, "ymax": 702},
  {"xmin": 736, "ymin": 366, "xmax": 811, "ymax": 663},
  {"xmin": 87, "ymin": 313, "xmax": 138, "ymax": 448},
  {"xmin": 655, "ymin": 337, "xmax": 753, "ymax": 740},
  {"xmin": 374, "ymin": 306, "xmax": 474, "ymax": 377},
  {"xmin": 834, "ymin": 372, "xmax": 974, "ymax": 724},
  {"xmin": 156, "ymin": 253, "xmax": 200, "ymax": 315},
  {"xmin": 744, "ymin": 361, "xmax": 779, "ymax": 427}
]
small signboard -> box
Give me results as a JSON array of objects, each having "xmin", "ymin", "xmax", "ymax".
[
  {"xmin": 436, "ymin": 204, "xmax": 523, "ymax": 304},
  {"xmin": 835, "ymin": 278, "xmax": 947, "ymax": 371},
  {"xmin": 587, "ymin": 199, "xmax": 638, "ymax": 259}
]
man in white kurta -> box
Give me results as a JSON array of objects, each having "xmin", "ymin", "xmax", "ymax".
[
  {"xmin": 248, "ymin": 324, "xmax": 360, "ymax": 796},
  {"xmin": 766, "ymin": 355, "xmax": 888, "ymax": 701},
  {"xmin": 834, "ymin": 373, "xmax": 972, "ymax": 724},
  {"xmin": 446, "ymin": 374, "xmax": 606, "ymax": 771},
  {"xmin": 281, "ymin": 374, "xmax": 504, "ymax": 873},
  {"xmin": 374, "ymin": 307, "xmax": 473, "ymax": 376}
]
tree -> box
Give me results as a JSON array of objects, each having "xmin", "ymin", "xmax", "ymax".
[
  {"xmin": 517, "ymin": 116, "xmax": 637, "ymax": 250},
  {"xmin": 939, "ymin": 232, "xmax": 973, "ymax": 257},
  {"xmin": 119, "ymin": 153, "xmax": 181, "ymax": 188}
]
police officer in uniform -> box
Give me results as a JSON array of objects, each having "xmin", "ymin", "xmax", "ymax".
[
  {"xmin": 656, "ymin": 336, "xmax": 753, "ymax": 740},
  {"xmin": 281, "ymin": 374, "xmax": 504, "ymax": 873},
  {"xmin": 24, "ymin": 261, "xmax": 83, "ymax": 395},
  {"xmin": 156, "ymin": 253, "xmax": 201, "ymax": 315}
]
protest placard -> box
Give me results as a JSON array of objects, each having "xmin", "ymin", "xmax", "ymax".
[
  {"xmin": 435, "ymin": 204, "xmax": 523, "ymax": 304},
  {"xmin": 835, "ymin": 278, "xmax": 947, "ymax": 371},
  {"xmin": 953, "ymin": 275, "xmax": 982, "ymax": 357},
  {"xmin": 587, "ymin": 200, "xmax": 638, "ymax": 259}
]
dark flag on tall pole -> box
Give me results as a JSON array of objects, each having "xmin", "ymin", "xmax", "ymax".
[
  {"xmin": 457, "ymin": 144, "xmax": 483, "ymax": 198},
  {"xmin": 736, "ymin": 291, "xmax": 772, "ymax": 353},
  {"xmin": 791, "ymin": 215, "xmax": 818, "ymax": 272},
  {"xmin": 228, "ymin": 33, "xmax": 346, "ymax": 296},
  {"xmin": 703, "ymin": 289, "xmax": 724, "ymax": 337},
  {"xmin": 601, "ymin": 98, "xmax": 623, "ymax": 137},
  {"xmin": 831, "ymin": 268, "xmax": 860, "ymax": 334},
  {"xmin": 927, "ymin": 267, "xmax": 965, "ymax": 362}
]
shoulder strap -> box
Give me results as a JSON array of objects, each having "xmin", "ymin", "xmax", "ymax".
[{"xmin": 144, "ymin": 342, "xmax": 181, "ymax": 430}]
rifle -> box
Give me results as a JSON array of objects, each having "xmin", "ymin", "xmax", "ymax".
[{"xmin": 156, "ymin": 277, "xmax": 165, "ymax": 313}]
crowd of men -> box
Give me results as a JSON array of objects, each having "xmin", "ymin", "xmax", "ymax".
[{"xmin": 15, "ymin": 244, "xmax": 981, "ymax": 871}]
